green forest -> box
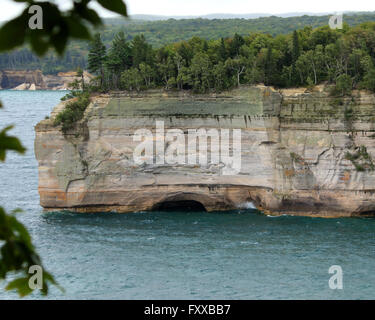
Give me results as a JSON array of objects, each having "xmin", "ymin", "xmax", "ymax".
[
  {"xmin": 85, "ymin": 22, "xmax": 375, "ymax": 94},
  {"xmin": 0, "ymin": 12, "xmax": 375, "ymax": 74}
]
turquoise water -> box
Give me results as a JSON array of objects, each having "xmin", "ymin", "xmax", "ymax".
[{"xmin": 0, "ymin": 90, "xmax": 374, "ymax": 300}]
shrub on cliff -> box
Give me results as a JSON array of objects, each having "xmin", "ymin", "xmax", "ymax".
[
  {"xmin": 54, "ymin": 92, "xmax": 90, "ymax": 133},
  {"xmin": 330, "ymin": 74, "xmax": 353, "ymax": 97},
  {"xmin": 362, "ymin": 67, "xmax": 375, "ymax": 92},
  {"xmin": 345, "ymin": 146, "xmax": 375, "ymax": 172}
]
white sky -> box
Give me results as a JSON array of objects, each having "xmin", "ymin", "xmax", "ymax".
[{"xmin": 1, "ymin": 0, "xmax": 374, "ymax": 21}]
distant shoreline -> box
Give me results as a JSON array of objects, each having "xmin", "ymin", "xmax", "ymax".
[{"xmin": 0, "ymin": 70, "xmax": 92, "ymax": 91}]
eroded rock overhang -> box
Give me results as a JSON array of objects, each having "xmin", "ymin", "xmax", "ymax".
[{"xmin": 35, "ymin": 86, "xmax": 375, "ymax": 217}]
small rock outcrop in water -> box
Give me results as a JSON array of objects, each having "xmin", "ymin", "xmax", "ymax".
[{"xmin": 35, "ymin": 86, "xmax": 375, "ymax": 217}]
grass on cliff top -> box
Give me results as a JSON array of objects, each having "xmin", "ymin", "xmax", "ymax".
[{"xmin": 54, "ymin": 92, "xmax": 90, "ymax": 133}]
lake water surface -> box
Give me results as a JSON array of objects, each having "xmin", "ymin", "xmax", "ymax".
[{"xmin": 0, "ymin": 90, "xmax": 374, "ymax": 299}]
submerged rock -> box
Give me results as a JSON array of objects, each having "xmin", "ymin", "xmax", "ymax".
[{"xmin": 35, "ymin": 86, "xmax": 375, "ymax": 217}]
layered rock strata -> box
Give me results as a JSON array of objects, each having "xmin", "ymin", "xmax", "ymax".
[
  {"xmin": 0, "ymin": 70, "xmax": 92, "ymax": 90},
  {"xmin": 35, "ymin": 86, "xmax": 375, "ymax": 217}
]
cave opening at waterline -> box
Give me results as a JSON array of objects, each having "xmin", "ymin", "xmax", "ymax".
[
  {"xmin": 355, "ymin": 210, "xmax": 375, "ymax": 217},
  {"xmin": 152, "ymin": 200, "xmax": 207, "ymax": 212}
]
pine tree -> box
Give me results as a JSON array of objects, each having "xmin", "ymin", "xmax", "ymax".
[
  {"xmin": 218, "ymin": 38, "xmax": 227, "ymax": 62},
  {"xmin": 106, "ymin": 32, "xmax": 132, "ymax": 88},
  {"xmin": 131, "ymin": 34, "xmax": 153, "ymax": 68},
  {"xmin": 88, "ymin": 34, "xmax": 106, "ymax": 87},
  {"xmin": 292, "ymin": 30, "xmax": 300, "ymax": 63},
  {"xmin": 230, "ymin": 33, "xmax": 245, "ymax": 58},
  {"xmin": 292, "ymin": 30, "xmax": 300, "ymax": 85},
  {"xmin": 264, "ymin": 46, "xmax": 273, "ymax": 86}
]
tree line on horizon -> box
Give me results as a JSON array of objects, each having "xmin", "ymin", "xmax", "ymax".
[
  {"xmin": 87, "ymin": 22, "xmax": 375, "ymax": 94},
  {"xmin": 1, "ymin": 12, "xmax": 375, "ymax": 75}
]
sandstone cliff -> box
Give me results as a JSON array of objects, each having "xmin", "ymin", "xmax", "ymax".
[
  {"xmin": 0, "ymin": 70, "xmax": 44, "ymax": 89},
  {"xmin": 35, "ymin": 86, "xmax": 375, "ymax": 217},
  {"xmin": 0, "ymin": 70, "xmax": 92, "ymax": 90}
]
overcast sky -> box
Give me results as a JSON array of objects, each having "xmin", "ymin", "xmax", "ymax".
[{"xmin": 1, "ymin": 0, "xmax": 374, "ymax": 21}]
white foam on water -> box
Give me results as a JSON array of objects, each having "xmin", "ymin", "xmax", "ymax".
[{"xmin": 238, "ymin": 202, "xmax": 256, "ymax": 209}]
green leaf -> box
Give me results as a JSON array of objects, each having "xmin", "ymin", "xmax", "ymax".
[
  {"xmin": 5, "ymin": 277, "xmax": 33, "ymax": 297},
  {"xmin": 28, "ymin": 31, "xmax": 49, "ymax": 56},
  {"xmin": 0, "ymin": 14, "xmax": 27, "ymax": 52},
  {"xmin": 73, "ymin": 4, "xmax": 102, "ymax": 26},
  {"xmin": 8, "ymin": 215, "xmax": 33, "ymax": 248},
  {"xmin": 42, "ymin": 271, "xmax": 65, "ymax": 295},
  {"xmin": 1, "ymin": 205, "xmax": 61, "ymax": 297},
  {"xmin": 50, "ymin": 29, "xmax": 69, "ymax": 56},
  {"xmin": 65, "ymin": 17, "xmax": 92, "ymax": 40},
  {"xmin": 97, "ymin": 0, "xmax": 127, "ymax": 16},
  {"xmin": 0, "ymin": 126, "xmax": 27, "ymax": 161},
  {"xmin": 0, "ymin": 1, "xmax": 125, "ymax": 56},
  {"xmin": 11, "ymin": 208, "xmax": 23, "ymax": 214},
  {"xmin": 80, "ymin": 8, "xmax": 102, "ymax": 26}
]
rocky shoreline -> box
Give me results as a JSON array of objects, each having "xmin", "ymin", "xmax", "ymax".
[{"xmin": 35, "ymin": 85, "xmax": 375, "ymax": 217}]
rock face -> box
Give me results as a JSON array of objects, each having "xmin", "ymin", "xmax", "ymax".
[
  {"xmin": 0, "ymin": 70, "xmax": 92, "ymax": 90},
  {"xmin": 0, "ymin": 70, "xmax": 44, "ymax": 89},
  {"xmin": 35, "ymin": 86, "xmax": 375, "ymax": 217},
  {"xmin": 43, "ymin": 71, "xmax": 93, "ymax": 90}
]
